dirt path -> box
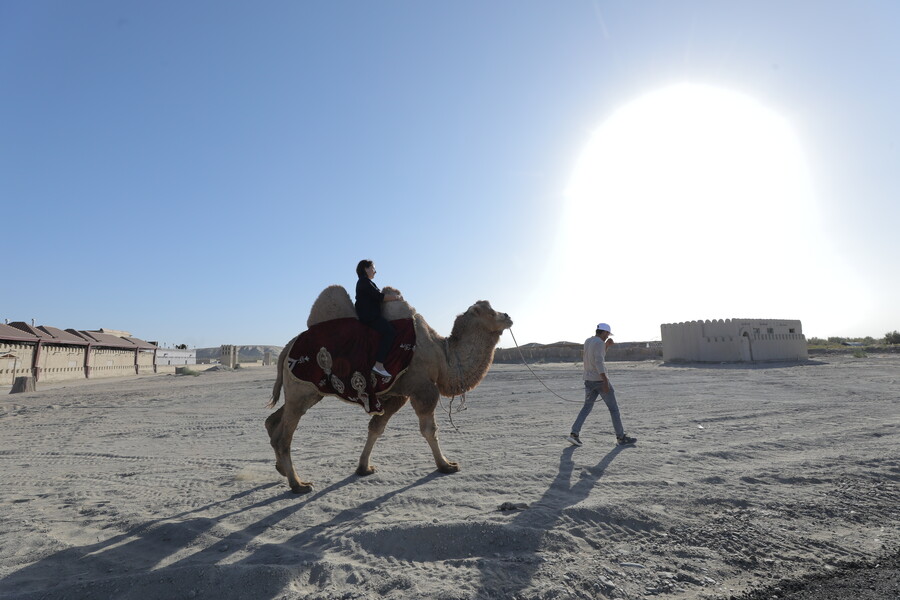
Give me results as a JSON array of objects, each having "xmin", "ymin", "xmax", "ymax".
[{"xmin": 1, "ymin": 356, "xmax": 898, "ymax": 599}]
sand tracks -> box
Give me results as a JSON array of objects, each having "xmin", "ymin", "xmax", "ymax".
[{"xmin": 1, "ymin": 358, "xmax": 899, "ymax": 599}]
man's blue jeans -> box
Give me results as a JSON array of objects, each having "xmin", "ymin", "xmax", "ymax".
[{"xmin": 571, "ymin": 380, "xmax": 625, "ymax": 438}]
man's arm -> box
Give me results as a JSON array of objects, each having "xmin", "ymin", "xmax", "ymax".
[{"xmin": 599, "ymin": 339, "xmax": 611, "ymax": 391}]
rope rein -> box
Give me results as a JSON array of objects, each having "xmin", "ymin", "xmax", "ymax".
[
  {"xmin": 439, "ymin": 339, "xmax": 467, "ymax": 432},
  {"xmin": 508, "ymin": 329, "xmax": 585, "ymax": 404},
  {"xmin": 439, "ymin": 327, "xmax": 586, "ymax": 430}
]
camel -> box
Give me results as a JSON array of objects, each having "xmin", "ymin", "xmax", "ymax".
[{"xmin": 265, "ymin": 285, "xmax": 513, "ymax": 493}]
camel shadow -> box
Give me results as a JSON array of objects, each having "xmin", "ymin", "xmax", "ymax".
[
  {"xmin": 229, "ymin": 470, "xmax": 444, "ymax": 570},
  {"xmin": 0, "ymin": 474, "xmax": 368, "ymax": 598}
]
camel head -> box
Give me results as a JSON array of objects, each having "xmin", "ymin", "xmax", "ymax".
[{"xmin": 462, "ymin": 300, "xmax": 513, "ymax": 335}]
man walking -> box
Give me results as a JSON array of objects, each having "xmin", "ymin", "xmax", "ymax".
[{"xmin": 567, "ymin": 323, "xmax": 637, "ymax": 447}]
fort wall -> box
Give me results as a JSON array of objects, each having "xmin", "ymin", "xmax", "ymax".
[
  {"xmin": 661, "ymin": 319, "xmax": 807, "ymax": 363},
  {"xmin": 35, "ymin": 345, "xmax": 87, "ymax": 383},
  {"xmin": 0, "ymin": 342, "xmax": 36, "ymax": 384}
]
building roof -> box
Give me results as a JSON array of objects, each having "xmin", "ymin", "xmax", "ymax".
[
  {"xmin": 72, "ymin": 330, "xmax": 137, "ymax": 349},
  {"xmin": 97, "ymin": 328, "xmax": 132, "ymax": 337},
  {"xmin": 123, "ymin": 336, "xmax": 158, "ymax": 350},
  {"xmin": 9, "ymin": 322, "xmax": 91, "ymax": 346},
  {"xmin": 0, "ymin": 323, "xmax": 39, "ymax": 342},
  {"xmin": 8, "ymin": 322, "xmax": 43, "ymax": 337},
  {"xmin": 36, "ymin": 326, "xmax": 90, "ymax": 345},
  {"xmin": 1, "ymin": 323, "xmax": 160, "ymax": 349}
]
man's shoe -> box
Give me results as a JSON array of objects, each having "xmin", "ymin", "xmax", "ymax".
[
  {"xmin": 566, "ymin": 433, "xmax": 583, "ymax": 447},
  {"xmin": 371, "ymin": 365, "xmax": 391, "ymax": 377},
  {"xmin": 617, "ymin": 434, "xmax": 637, "ymax": 446}
]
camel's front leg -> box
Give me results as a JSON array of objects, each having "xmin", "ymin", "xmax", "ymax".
[
  {"xmin": 357, "ymin": 396, "xmax": 408, "ymax": 476},
  {"xmin": 411, "ymin": 388, "xmax": 459, "ymax": 474}
]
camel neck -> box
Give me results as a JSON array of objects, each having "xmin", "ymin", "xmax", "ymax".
[{"xmin": 441, "ymin": 326, "xmax": 499, "ymax": 396}]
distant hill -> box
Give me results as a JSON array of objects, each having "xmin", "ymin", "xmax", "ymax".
[
  {"xmin": 196, "ymin": 345, "xmax": 283, "ymax": 362},
  {"xmin": 493, "ymin": 340, "xmax": 662, "ymax": 363}
]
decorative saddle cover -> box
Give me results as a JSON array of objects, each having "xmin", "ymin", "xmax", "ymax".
[{"xmin": 287, "ymin": 317, "xmax": 416, "ymax": 413}]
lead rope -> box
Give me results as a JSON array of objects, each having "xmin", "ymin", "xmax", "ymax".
[
  {"xmin": 439, "ymin": 339, "xmax": 467, "ymax": 432},
  {"xmin": 509, "ymin": 328, "xmax": 584, "ymax": 404},
  {"xmin": 441, "ymin": 328, "xmax": 584, "ymax": 433}
]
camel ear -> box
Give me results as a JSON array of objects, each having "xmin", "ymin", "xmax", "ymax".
[{"xmin": 469, "ymin": 304, "xmax": 483, "ymax": 316}]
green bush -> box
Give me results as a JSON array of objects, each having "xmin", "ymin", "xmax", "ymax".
[
  {"xmin": 852, "ymin": 349, "xmax": 868, "ymax": 359},
  {"xmin": 885, "ymin": 331, "xmax": 900, "ymax": 345}
]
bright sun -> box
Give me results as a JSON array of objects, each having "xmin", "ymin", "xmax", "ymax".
[{"xmin": 546, "ymin": 83, "xmax": 846, "ymax": 342}]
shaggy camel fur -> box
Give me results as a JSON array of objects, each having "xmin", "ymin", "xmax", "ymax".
[{"xmin": 266, "ymin": 285, "xmax": 513, "ymax": 494}]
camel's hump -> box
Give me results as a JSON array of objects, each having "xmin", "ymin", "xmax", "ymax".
[
  {"xmin": 307, "ymin": 284, "xmax": 416, "ymax": 328},
  {"xmin": 307, "ymin": 285, "xmax": 355, "ymax": 328}
]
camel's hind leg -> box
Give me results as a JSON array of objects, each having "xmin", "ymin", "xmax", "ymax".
[
  {"xmin": 357, "ymin": 396, "xmax": 408, "ymax": 476},
  {"xmin": 265, "ymin": 389, "xmax": 321, "ymax": 494},
  {"xmin": 411, "ymin": 387, "xmax": 459, "ymax": 474}
]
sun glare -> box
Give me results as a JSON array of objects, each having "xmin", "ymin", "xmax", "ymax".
[{"xmin": 548, "ymin": 83, "xmax": 838, "ymax": 341}]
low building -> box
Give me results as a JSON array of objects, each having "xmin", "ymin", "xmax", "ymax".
[
  {"xmin": 661, "ymin": 319, "xmax": 807, "ymax": 363},
  {"xmin": 154, "ymin": 346, "xmax": 197, "ymax": 366},
  {"xmin": 1, "ymin": 322, "xmax": 163, "ymax": 385}
]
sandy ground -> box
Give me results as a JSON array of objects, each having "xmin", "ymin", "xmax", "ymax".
[{"xmin": 1, "ymin": 355, "xmax": 898, "ymax": 600}]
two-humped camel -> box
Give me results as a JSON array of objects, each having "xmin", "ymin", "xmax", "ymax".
[{"xmin": 266, "ymin": 285, "xmax": 513, "ymax": 493}]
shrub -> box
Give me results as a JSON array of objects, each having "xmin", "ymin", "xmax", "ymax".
[
  {"xmin": 852, "ymin": 349, "xmax": 867, "ymax": 359},
  {"xmin": 885, "ymin": 331, "xmax": 900, "ymax": 345}
]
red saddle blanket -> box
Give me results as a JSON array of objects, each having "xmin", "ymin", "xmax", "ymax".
[{"xmin": 287, "ymin": 317, "xmax": 416, "ymax": 413}]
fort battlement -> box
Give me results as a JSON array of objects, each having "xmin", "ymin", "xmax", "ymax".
[{"xmin": 661, "ymin": 318, "xmax": 808, "ymax": 362}]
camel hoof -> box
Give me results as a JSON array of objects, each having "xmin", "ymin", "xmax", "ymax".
[
  {"xmin": 356, "ymin": 465, "xmax": 376, "ymax": 477},
  {"xmin": 438, "ymin": 462, "xmax": 460, "ymax": 474},
  {"xmin": 290, "ymin": 481, "xmax": 313, "ymax": 494}
]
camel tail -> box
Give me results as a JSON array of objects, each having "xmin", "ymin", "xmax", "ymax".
[{"xmin": 268, "ymin": 339, "xmax": 293, "ymax": 408}]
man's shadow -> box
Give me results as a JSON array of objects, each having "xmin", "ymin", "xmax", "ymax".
[{"xmin": 469, "ymin": 444, "xmax": 627, "ymax": 597}]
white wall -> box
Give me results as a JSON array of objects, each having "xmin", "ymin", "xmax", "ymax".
[{"xmin": 155, "ymin": 349, "xmax": 196, "ymax": 365}]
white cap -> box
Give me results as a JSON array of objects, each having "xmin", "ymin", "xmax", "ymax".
[{"xmin": 596, "ymin": 322, "xmax": 613, "ymax": 334}]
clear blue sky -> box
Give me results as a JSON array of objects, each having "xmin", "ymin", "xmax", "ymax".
[{"xmin": 3, "ymin": 1, "xmax": 898, "ymax": 348}]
